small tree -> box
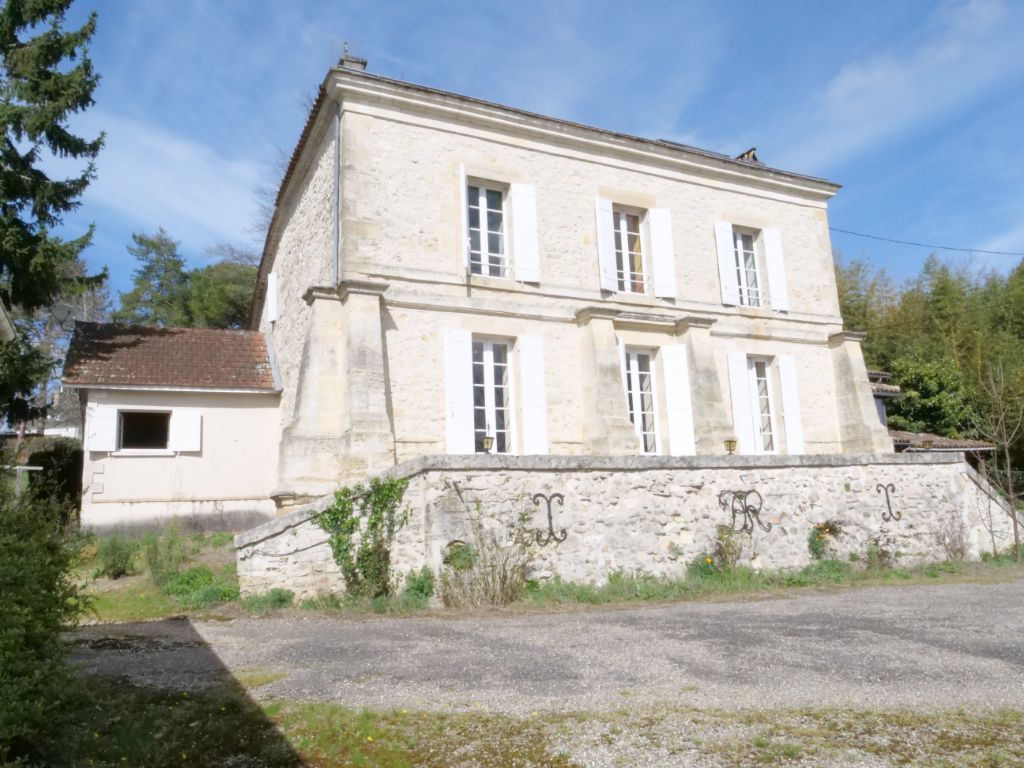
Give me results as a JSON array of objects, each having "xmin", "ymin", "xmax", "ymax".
[
  {"xmin": 973, "ymin": 359, "xmax": 1024, "ymax": 561},
  {"xmin": 113, "ymin": 229, "xmax": 191, "ymax": 327}
]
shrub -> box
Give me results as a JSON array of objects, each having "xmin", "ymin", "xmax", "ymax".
[
  {"xmin": 440, "ymin": 505, "xmax": 536, "ymax": 608},
  {"xmin": 26, "ymin": 438, "xmax": 83, "ymax": 508},
  {"xmin": 400, "ymin": 566, "xmax": 435, "ymax": 608},
  {"xmin": 95, "ymin": 535, "xmax": 138, "ymax": 579},
  {"xmin": 714, "ymin": 525, "xmax": 744, "ymax": 568},
  {"xmin": 808, "ymin": 520, "xmax": 844, "ymax": 561},
  {"xmin": 315, "ymin": 477, "xmax": 409, "ymax": 600},
  {"xmin": 161, "ymin": 565, "xmax": 214, "ymax": 596},
  {"xmin": 866, "ymin": 535, "xmax": 897, "ymax": 570},
  {"xmin": 142, "ymin": 522, "xmax": 188, "ymax": 587},
  {"xmin": 936, "ymin": 512, "xmax": 967, "ymax": 561},
  {"xmin": 0, "ymin": 479, "xmax": 85, "ymax": 765},
  {"xmin": 242, "ymin": 588, "xmax": 294, "ymax": 613}
]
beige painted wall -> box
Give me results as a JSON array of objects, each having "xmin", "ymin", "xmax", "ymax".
[{"xmin": 80, "ymin": 388, "xmax": 280, "ymax": 532}]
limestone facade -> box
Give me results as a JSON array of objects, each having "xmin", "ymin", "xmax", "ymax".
[
  {"xmin": 235, "ymin": 453, "xmax": 1013, "ymax": 598},
  {"xmin": 253, "ymin": 64, "xmax": 892, "ymax": 505}
]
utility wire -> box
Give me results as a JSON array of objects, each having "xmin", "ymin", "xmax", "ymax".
[{"xmin": 829, "ymin": 227, "xmax": 1024, "ymax": 258}]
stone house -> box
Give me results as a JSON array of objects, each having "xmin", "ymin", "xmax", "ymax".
[{"xmin": 252, "ymin": 54, "xmax": 891, "ymax": 510}]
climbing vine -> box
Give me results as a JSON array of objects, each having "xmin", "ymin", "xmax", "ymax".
[{"xmin": 315, "ymin": 477, "xmax": 409, "ymax": 599}]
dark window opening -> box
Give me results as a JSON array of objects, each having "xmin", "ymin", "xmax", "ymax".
[{"xmin": 119, "ymin": 411, "xmax": 170, "ymax": 450}]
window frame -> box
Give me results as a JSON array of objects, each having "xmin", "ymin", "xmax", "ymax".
[
  {"xmin": 623, "ymin": 347, "xmax": 660, "ymax": 454},
  {"xmin": 612, "ymin": 205, "xmax": 649, "ymax": 295},
  {"xmin": 471, "ymin": 337, "xmax": 514, "ymax": 454},
  {"xmin": 732, "ymin": 227, "xmax": 764, "ymax": 308},
  {"xmin": 746, "ymin": 357, "xmax": 778, "ymax": 454},
  {"xmin": 466, "ymin": 180, "xmax": 509, "ymax": 279},
  {"xmin": 117, "ymin": 409, "xmax": 172, "ymax": 452}
]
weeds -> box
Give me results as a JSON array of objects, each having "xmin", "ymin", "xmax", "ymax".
[
  {"xmin": 94, "ymin": 535, "xmax": 137, "ymax": 579},
  {"xmin": 242, "ymin": 588, "xmax": 295, "ymax": 613}
]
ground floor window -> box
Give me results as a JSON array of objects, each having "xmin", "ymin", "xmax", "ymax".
[
  {"xmin": 472, "ymin": 339, "xmax": 511, "ymax": 453},
  {"xmin": 624, "ymin": 349, "xmax": 657, "ymax": 454},
  {"xmin": 119, "ymin": 411, "xmax": 170, "ymax": 450},
  {"xmin": 749, "ymin": 358, "xmax": 776, "ymax": 453}
]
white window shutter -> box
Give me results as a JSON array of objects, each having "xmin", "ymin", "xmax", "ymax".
[
  {"xmin": 458, "ymin": 164, "xmax": 470, "ymax": 270},
  {"xmin": 661, "ymin": 345, "xmax": 695, "ymax": 455},
  {"xmin": 85, "ymin": 402, "xmax": 118, "ymax": 452},
  {"xmin": 727, "ymin": 352, "xmax": 754, "ymax": 453},
  {"xmin": 762, "ymin": 228, "xmax": 789, "ymax": 311},
  {"xmin": 648, "ymin": 208, "xmax": 677, "ymax": 299},
  {"xmin": 444, "ymin": 328, "xmax": 475, "ymax": 453},
  {"xmin": 267, "ymin": 272, "xmax": 278, "ymax": 323},
  {"xmin": 715, "ymin": 221, "xmax": 739, "ymax": 305},
  {"xmin": 518, "ymin": 335, "xmax": 548, "ymax": 454},
  {"xmin": 510, "ymin": 183, "xmax": 540, "ymax": 283},
  {"xmin": 617, "ymin": 336, "xmax": 628, "ymax": 403},
  {"xmin": 776, "ymin": 355, "xmax": 805, "ymax": 454},
  {"xmin": 169, "ymin": 408, "xmax": 202, "ymax": 452},
  {"xmin": 595, "ymin": 196, "xmax": 617, "ymax": 291}
]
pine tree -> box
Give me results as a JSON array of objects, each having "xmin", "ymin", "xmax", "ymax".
[
  {"xmin": 113, "ymin": 229, "xmax": 191, "ymax": 327},
  {"xmin": 0, "ymin": 0, "xmax": 104, "ymax": 423},
  {"xmin": 0, "ymin": 0, "xmax": 104, "ymax": 313}
]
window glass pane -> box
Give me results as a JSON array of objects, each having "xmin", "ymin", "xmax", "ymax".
[
  {"xmin": 120, "ymin": 412, "xmax": 170, "ymax": 450},
  {"xmin": 492, "ymin": 345, "xmax": 507, "ymax": 365},
  {"xmin": 487, "ymin": 210, "xmax": 502, "ymax": 232},
  {"xmin": 485, "ymin": 188, "xmax": 502, "ymax": 209},
  {"xmin": 488, "ymin": 233, "xmax": 503, "ymax": 255},
  {"xmin": 468, "ymin": 206, "xmax": 480, "ymax": 229}
]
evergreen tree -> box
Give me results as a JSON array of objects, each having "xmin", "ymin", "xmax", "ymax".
[
  {"xmin": 0, "ymin": 0, "xmax": 104, "ymax": 313},
  {"xmin": 0, "ymin": 0, "xmax": 104, "ymax": 423},
  {"xmin": 113, "ymin": 229, "xmax": 191, "ymax": 326},
  {"xmin": 187, "ymin": 260, "xmax": 257, "ymax": 329}
]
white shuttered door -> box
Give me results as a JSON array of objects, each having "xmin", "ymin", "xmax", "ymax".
[
  {"xmin": 776, "ymin": 355, "xmax": 805, "ymax": 454},
  {"xmin": 444, "ymin": 329, "xmax": 475, "ymax": 453},
  {"xmin": 661, "ymin": 345, "xmax": 696, "ymax": 455},
  {"xmin": 169, "ymin": 408, "xmax": 202, "ymax": 452},
  {"xmin": 762, "ymin": 229, "xmax": 789, "ymax": 311},
  {"xmin": 517, "ymin": 335, "xmax": 548, "ymax": 454},
  {"xmin": 85, "ymin": 402, "xmax": 118, "ymax": 452},
  {"xmin": 648, "ymin": 208, "xmax": 677, "ymax": 299},
  {"xmin": 727, "ymin": 352, "xmax": 755, "ymax": 453},
  {"xmin": 595, "ymin": 196, "xmax": 618, "ymax": 291},
  {"xmin": 715, "ymin": 221, "xmax": 740, "ymax": 305},
  {"xmin": 510, "ymin": 183, "xmax": 540, "ymax": 283},
  {"xmin": 458, "ymin": 164, "xmax": 470, "ymax": 270}
]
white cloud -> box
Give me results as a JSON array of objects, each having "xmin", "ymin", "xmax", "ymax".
[
  {"xmin": 76, "ymin": 110, "xmax": 263, "ymax": 255},
  {"xmin": 775, "ymin": 0, "xmax": 1024, "ymax": 173}
]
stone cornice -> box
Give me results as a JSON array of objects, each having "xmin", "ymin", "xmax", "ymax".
[
  {"xmin": 339, "ymin": 278, "xmax": 389, "ymax": 302},
  {"xmin": 829, "ymin": 330, "xmax": 867, "ymax": 346}
]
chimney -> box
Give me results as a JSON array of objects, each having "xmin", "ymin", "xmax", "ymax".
[{"xmin": 339, "ymin": 43, "xmax": 367, "ymax": 71}]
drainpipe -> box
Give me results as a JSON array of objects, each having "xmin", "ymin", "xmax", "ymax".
[{"xmin": 332, "ymin": 98, "xmax": 341, "ymax": 285}]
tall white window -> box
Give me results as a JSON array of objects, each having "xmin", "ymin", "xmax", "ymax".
[
  {"xmin": 472, "ymin": 339, "xmax": 512, "ymax": 453},
  {"xmin": 733, "ymin": 230, "xmax": 762, "ymax": 307},
  {"xmin": 613, "ymin": 208, "xmax": 646, "ymax": 294},
  {"xmin": 749, "ymin": 358, "xmax": 776, "ymax": 453},
  {"xmin": 467, "ymin": 183, "xmax": 506, "ymax": 277},
  {"xmin": 624, "ymin": 350, "xmax": 657, "ymax": 454}
]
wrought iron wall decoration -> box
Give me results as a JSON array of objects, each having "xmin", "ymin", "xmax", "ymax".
[
  {"xmin": 718, "ymin": 490, "xmax": 773, "ymax": 534},
  {"xmin": 875, "ymin": 483, "xmax": 900, "ymax": 522},
  {"xmin": 530, "ymin": 492, "xmax": 568, "ymax": 546}
]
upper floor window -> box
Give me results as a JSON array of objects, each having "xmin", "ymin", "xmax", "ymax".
[
  {"xmin": 733, "ymin": 230, "xmax": 762, "ymax": 307},
  {"xmin": 467, "ymin": 183, "xmax": 507, "ymax": 278},
  {"xmin": 613, "ymin": 207, "xmax": 646, "ymax": 294},
  {"xmin": 748, "ymin": 358, "xmax": 775, "ymax": 453},
  {"xmin": 714, "ymin": 222, "xmax": 789, "ymax": 312}
]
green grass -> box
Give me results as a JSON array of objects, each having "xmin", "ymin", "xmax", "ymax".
[{"xmin": 61, "ymin": 676, "xmax": 1024, "ymax": 767}]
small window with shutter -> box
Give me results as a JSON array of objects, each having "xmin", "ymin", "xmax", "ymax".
[
  {"xmin": 466, "ymin": 180, "xmax": 508, "ymax": 278},
  {"xmin": 118, "ymin": 411, "xmax": 171, "ymax": 450}
]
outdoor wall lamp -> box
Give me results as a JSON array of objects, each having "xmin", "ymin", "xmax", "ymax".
[
  {"xmin": 482, "ymin": 434, "xmax": 494, "ymax": 454},
  {"xmin": 724, "ymin": 438, "xmax": 738, "ymax": 455}
]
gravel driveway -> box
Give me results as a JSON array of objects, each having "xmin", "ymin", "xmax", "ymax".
[{"xmin": 71, "ymin": 579, "xmax": 1024, "ymax": 715}]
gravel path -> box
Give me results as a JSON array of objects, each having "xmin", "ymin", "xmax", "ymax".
[{"xmin": 70, "ymin": 579, "xmax": 1024, "ymax": 715}]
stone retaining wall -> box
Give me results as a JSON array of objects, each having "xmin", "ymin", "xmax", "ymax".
[{"xmin": 235, "ymin": 453, "xmax": 1014, "ymax": 598}]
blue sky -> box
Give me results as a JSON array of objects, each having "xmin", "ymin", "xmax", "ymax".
[{"xmin": 58, "ymin": 0, "xmax": 1024, "ymax": 297}]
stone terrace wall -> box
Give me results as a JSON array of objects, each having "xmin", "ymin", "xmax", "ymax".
[{"xmin": 235, "ymin": 453, "xmax": 1013, "ymax": 598}]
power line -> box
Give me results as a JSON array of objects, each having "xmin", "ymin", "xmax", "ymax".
[{"xmin": 829, "ymin": 227, "xmax": 1024, "ymax": 258}]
